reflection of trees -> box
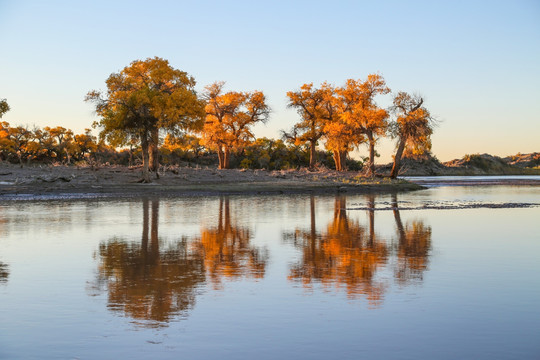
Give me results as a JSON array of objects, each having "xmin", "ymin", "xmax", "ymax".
[
  {"xmin": 95, "ymin": 197, "xmax": 268, "ymax": 326},
  {"xmin": 285, "ymin": 196, "xmax": 388, "ymax": 305},
  {"xmin": 392, "ymin": 194, "xmax": 432, "ymax": 284},
  {"xmin": 0, "ymin": 261, "xmax": 8, "ymax": 284},
  {"xmin": 286, "ymin": 194, "xmax": 432, "ymax": 305},
  {"xmin": 193, "ymin": 197, "xmax": 268, "ymax": 289},
  {"xmin": 95, "ymin": 199, "xmax": 205, "ymax": 327}
]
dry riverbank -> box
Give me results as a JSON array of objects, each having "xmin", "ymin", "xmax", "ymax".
[{"xmin": 0, "ymin": 164, "xmax": 423, "ymax": 200}]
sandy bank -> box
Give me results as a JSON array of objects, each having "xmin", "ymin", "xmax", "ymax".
[{"xmin": 0, "ymin": 164, "xmax": 423, "ymax": 200}]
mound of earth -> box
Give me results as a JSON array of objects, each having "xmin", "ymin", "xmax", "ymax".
[
  {"xmin": 380, "ymin": 153, "xmax": 540, "ymax": 176},
  {"xmin": 503, "ymin": 153, "xmax": 540, "ymax": 168}
]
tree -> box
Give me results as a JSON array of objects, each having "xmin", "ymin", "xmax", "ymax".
[
  {"xmin": 389, "ymin": 92, "xmax": 435, "ymax": 178},
  {"xmin": 337, "ymin": 75, "xmax": 390, "ymax": 176},
  {"xmin": 74, "ymin": 129, "xmax": 98, "ymax": 161},
  {"xmin": 86, "ymin": 57, "xmax": 204, "ymax": 182},
  {"xmin": 285, "ymin": 83, "xmax": 327, "ymax": 169},
  {"xmin": 202, "ymin": 82, "xmax": 270, "ymax": 169},
  {"xmin": 0, "ymin": 99, "xmax": 9, "ymax": 119},
  {"xmin": 45, "ymin": 126, "xmax": 75, "ymax": 164},
  {"xmin": 319, "ymin": 82, "xmax": 359, "ymax": 171}
]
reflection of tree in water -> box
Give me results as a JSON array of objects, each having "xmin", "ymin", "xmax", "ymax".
[
  {"xmin": 193, "ymin": 197, "xmax": 268, "ymax": 289},
  {"xmin": 392, "ymin": 194, "xmax": 432, "ymax": 284},
  {"xmin": 285, "ymin": 196, "xmax": 388, "ymax": 305},
  {"xmin": 95, "ymin": 197, "xmax": 267, "ymax": 326},
  {"xmin": 285, "ymin": 194, "xmax": 432, "ymax": 305},
  {"xmin": 95, "ymin": 199, "xmax": 205, "ymax": 327},
  {"xmin": 0, "ymin": 262, "xmax": 8, "ymax": 284}
]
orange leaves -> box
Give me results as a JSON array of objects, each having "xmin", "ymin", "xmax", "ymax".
[{"xmin": 202, "ymin": 82, "xmax": 270, "ymax": 169}]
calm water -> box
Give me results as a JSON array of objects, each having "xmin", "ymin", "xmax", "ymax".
[{"xmin": 1, "ymin": 185, "xmax": 539, "ymax": 359}]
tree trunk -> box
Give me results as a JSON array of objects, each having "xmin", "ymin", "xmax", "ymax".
[
  {"xmin": 309, "ymin": 140, "xmax": 317, "ymax": 169},
  {"xmin": 223, "ymin": 146, "xmax": 230, "ymax": 169},
  {"xmin": 340, "ymin": 150, "xmax": 347, "ymax": 171},
  {"xmin": 390, "ymin": 137, "xmax": 407, "ymax": 179},
  {"xmin": 217, "ymin": 146, "xmax": 225, "ymax": 169},
  {"xmin": 141, "ymin": 134, "xmax": 151, "ymax": 183},
  {"xmin": 333, "ymin": 150, "xmax": 341, "ymax": 171},
  {"xmin": 148, "ymin": 127, "xmax": 159, "ymax": 178},
  {"xmin": 367, "ymin": 132, "xmax": 376, "ymax": 177}
]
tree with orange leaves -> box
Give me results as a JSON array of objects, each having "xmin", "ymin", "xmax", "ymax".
[
  {"xmin": 86, "ymin": 57, "xmax": 204, "ymax": 182},
  {"xmin": 202, "ymin": 82, "xmax": 270, "ymax": 169},
  {"xmin": 319, "ymin": 82, "xmax": 361, "ymax": 171},
  {"xmin": 389, "ymin": 92, "xmax": 435, "ymax": 178},
  {"xmin": 285, "ymin": 83, "xmax": 327, "ymax": 169},
  {"xmin": 337, "ymin": 75, "xmax": 390, "ymax": 176}
]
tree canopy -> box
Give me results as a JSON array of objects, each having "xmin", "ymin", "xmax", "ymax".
[
  {"xmin": 86, "ymin": 57, "xmax": 204, "ymax": 181},
  {"xmin": 389, "ymin": 92, "xmax": 435, "ymax": 178},
  {"xmin": 202, "ymin": 82, "xmax": 270, "ymax": 169},
  {"xmin": 0, "ymin": 99, "xmax": 9, "ymax": 119}
]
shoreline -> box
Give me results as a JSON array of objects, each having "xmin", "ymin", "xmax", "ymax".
[
  {"xmin": 2, "ymin": 164, "xmax": 539, "ymax": 201},
  {"xmin": 0, "ymin": 164, "xmax": 423, "ymax": 201}
]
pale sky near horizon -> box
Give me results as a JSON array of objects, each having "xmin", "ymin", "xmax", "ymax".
[{"xmin": 1, "ymin": 0, "xmax": 539, "ymax": 163}]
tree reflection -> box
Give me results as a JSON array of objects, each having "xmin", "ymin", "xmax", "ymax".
[
  {"xmin": 392, "ymin": 194, "xmax": 432, "ymax": 284},
  {"xmin": 95, "ymin": 197, "xmax": 268, "ymax": 326},
  {"xmin": 286, "ymin": 194, "xmax": 432, "ymax": 305},
  {"xmin": 192, "ymin": 197, "xmax": 268, "ymax": 289},
  {"xmin": 0, "ymin": 261, "xmax": 8, "ymax": 284},
  {"xmin": 95, "ymin": 199, "xmax": 205, "ymax": 327},
  {"xmin": 286, "ymin": 196, "xmax": 388, "ymax": 305}
]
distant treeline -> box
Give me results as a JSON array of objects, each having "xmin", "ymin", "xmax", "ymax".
[{"xmin": 0, "ymin": 121, "xmax": 363, "ymax": 170}]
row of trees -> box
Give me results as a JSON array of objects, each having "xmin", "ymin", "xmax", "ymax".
[
  {"xmin": 285, "ymin": 77, "xmax": 435, "ymax": 178},
  {"xmin": 2, "ymin": 57, "xmax": 436, "ymax": 179},
  {"xmin": 0, "ymin": 122, "xmax": 98, "ymax": 165},
  {"xmin": 0, "ymin": 118, "xmax": 352, "ymax": 170}
]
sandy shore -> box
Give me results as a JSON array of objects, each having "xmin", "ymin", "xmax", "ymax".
[{"xmin": 0, "ymin": 164, "xmax": 423, "ymax": 200}]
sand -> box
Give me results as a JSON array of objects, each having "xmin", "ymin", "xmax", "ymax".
[{"xmin": 0, "ymin": 163, "xmax": 423, "ymax": 200}]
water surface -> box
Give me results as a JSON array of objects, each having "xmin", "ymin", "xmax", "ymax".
[{"xmin": 1, "ymin": 185, "xmax": 539, "ymax": 359}]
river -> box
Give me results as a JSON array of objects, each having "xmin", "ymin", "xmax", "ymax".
[{"xmin": 1, "ymin": 181, "xmax": 539, "ymax": 359}]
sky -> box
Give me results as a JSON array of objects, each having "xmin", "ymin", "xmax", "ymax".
[{"xmin": 1, "ymin": 0, "xmax": 539, "ymax": 163}]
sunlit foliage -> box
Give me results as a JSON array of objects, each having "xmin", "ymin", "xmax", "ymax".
[
  {"xmin": 285, "ymin": 83, "xmax": 328, "ymax": 169},
  {"xmin": 337, "ymin": 75, "xmax": 390, "ymax": 176},
  {"xmin": 389, "ymin": 92, "xmax": 435, "ymax": 178},
  {"xmin": 202, "ymin": 82, "xmax": 270, "ymax": 169},
  {"xmin": 0, "ymin": 122, "xmax": 98, "ymax": 165},
  {"xmin": 86, "ymin": 57, "xmax": 204, "ymax": 181}
]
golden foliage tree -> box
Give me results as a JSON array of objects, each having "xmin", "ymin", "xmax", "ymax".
[
  {"xmin": 390, "ymin": 92, "xmax": 435, "ymax": 178},
  {"xmin": 320, "ymin": 82, "xmax": 362, "ymax": 171},
  {"xmin": 337, "ymin": 74, "xmax": 390, "ymax": 176},
  {"xmin": 285, "ymin": 83, "xmax": 327, "ymax": 169},
  {"xmin": 202, "ymin": 82, "xmax": 270, "ymax": 169},
  {"xmin": 86, "ymin": 57, "xmax": 205, "ymax": 182}
]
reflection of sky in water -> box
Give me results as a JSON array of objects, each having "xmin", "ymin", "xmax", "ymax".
[{"xmin": 0, "ymin": 186, "xmax": 539, "ymax": 359}]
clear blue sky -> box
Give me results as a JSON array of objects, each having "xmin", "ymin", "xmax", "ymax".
[{"xmin": 1, "ymin": 0, "xmax": 539, "ymax": 162}]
